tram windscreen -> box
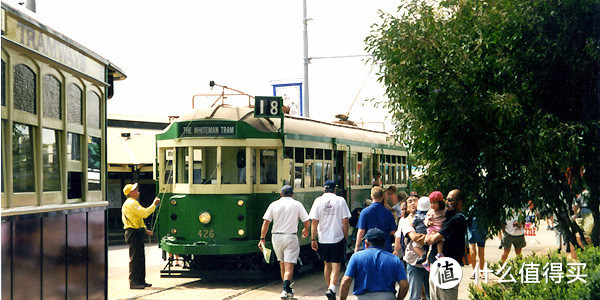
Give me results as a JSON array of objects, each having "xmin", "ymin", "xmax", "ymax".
[
  {"xmin": 191, "ymin": 147, "xmax": 217, "ymax": 184},
  {"xmin": 222, "ymin": 147, "xmax": 246, "ymax": 184}
]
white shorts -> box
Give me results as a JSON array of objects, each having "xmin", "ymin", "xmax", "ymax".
[{"xmin": 272, "ymin": 233, "xmax": 300, "ymax": 263}]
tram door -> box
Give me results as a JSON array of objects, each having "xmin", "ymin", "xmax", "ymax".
[{"xmin": 335, "ymin": 150, "xmax": 348, "ymax": 201}]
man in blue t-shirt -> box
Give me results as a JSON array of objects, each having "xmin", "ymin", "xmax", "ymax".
[
  {"xmin": 354, "ymin": 186, "xmax": 397, "ymax": 252},
  {"xmin": 341, "ymin": 228, "xmax": 408, "ymax": 300}
]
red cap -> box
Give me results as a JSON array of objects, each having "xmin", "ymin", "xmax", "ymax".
[{"xmin": 429, "ymin": 191, "xmax": 443, "ymax": 202}]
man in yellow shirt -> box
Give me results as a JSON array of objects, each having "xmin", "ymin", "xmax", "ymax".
[{"xmin": 121, "ymin": 183, "xmax": 160, "ymax": 289}]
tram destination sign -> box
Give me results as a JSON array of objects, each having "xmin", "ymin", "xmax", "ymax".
[
  {"xmin": 255, "ymin": 96, "xmax": 283, "ymax": 118},
  {"xmin": 180, "ymin": 124, "xmax": 236, "ymax": 137}
]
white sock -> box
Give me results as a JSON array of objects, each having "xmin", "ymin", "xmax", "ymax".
[{"xmin": 328, "ymin": 284, "xmax": 336, "ymax": 293}]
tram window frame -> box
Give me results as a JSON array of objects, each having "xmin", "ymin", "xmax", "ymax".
[
  {"xmin": 222, "ymin": 146, "xmax": 248, "ymax": 185},
  {"xmin": 362, "ymin": 153, "xmax": 372, "ymax": 186},
  {"xmin": 87, "ymin": 136, "xmax": 101, "ymax": 191},
  {"xmin": 316, "ymin": 149, "xmax": 324, "ymax": 160},
  {"xmin": 175, "ymin": 147, "xmax": 191, "ymax": 185},
  {"xmin": 349, "ymin": 153, "xmax": 357, "ymax": 186},
  {"xmin": 304, "ymin": 148, "xmax": 315, "ymax": 188},
  {"xmin": 284, "ymin": 147, "xmax": 293, "ymax": 159},
  {"xmin": 189, "ymin": 147, "xmax": 218, "ymax": 185},
  {"xmin": 259, "ymin": 149, "xmax": 278, "ymax": 185},
  {"xmin": 295, "ymin": 147, "xmax": 304, "ymax": 164},
  {"xmin": 13, "ymin": 122, "xmax": 36, "ymax": 193},
  {"xmin": 42, "ymin": 128, "xmax": 61, "ymax": 192},
  {"xmin": 163, "ymin": 148, "xmax": 174, "ymax": 185}
]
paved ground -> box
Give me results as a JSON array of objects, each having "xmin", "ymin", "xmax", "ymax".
[{"xmin": 108, "ymin": 225, "xmax": 559, "ymax": 299}]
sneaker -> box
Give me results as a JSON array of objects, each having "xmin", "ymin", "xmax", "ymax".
[
  {"xmin": 280, "ymin": 289, "xmax": 294, "ymax": 299},
  {"xmin": 325, "ymin": 288, "xmax": 336, "ymax": 300},
  {"xmin": 435, "ymin": 253, "xmax": 444, "ymax": 260},
  {"xmin": 423, "ymin": 262, "xmax": 430, "ymax": 272}
]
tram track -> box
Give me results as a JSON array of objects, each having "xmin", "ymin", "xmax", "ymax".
[{"xmin": 119, "ymin": 277, "xmax": 279, "ymax": 300}]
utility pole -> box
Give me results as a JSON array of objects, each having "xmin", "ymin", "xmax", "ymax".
[{"xmin": 302, "ymin": 0, "xmax": 310, "ymax": 118}]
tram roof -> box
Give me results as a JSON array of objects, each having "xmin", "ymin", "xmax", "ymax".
[
  {"xmin": 1, "ymin": 2, "xmax": 126, "ymax": 80},
  {"xmin": 173, "ymin": 105, "xmax": 399, "ymax": 148}
]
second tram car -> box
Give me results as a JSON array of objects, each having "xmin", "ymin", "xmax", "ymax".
[{"xmin": 155, "ymin": 103, "xmax": 408, "ymax": 274}]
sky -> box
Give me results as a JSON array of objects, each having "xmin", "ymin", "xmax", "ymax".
[{"xmin": 26, "ymin": 0, "xmax": 400, "ymax": 131}]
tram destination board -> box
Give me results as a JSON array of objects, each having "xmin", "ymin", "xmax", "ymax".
[
  {"xmin": 254, "ymin": 96, "xmax": 283, "ymax": 118},
  {"xmin": 181, "ymin": 123, "xmax": 236, "ymax": 137}
]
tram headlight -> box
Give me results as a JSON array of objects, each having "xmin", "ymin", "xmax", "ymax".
[
  {"xmin": 171, "ymin": 228, "xmax": 177, "ymax": 235},
  {"xmin": 237, "ymin": 200, "xmax": 244, "ymax": 206},
  {"xmin": 199, "ymin": 211, "xmax": 212, "ymax": 224},
  {"xmin": 238, "ymin": 229, "xmax": 245, "ymax": 236}
]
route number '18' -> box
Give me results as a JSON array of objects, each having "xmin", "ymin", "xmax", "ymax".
[{"xmin": 254, "ymin": 96, "xmax": 283, "ymax": 118}]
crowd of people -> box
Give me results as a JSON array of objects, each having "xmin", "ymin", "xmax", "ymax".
[
  {"xmin": 258, "ymin": 180, "xmax": 477, "ymax": 300},
  {"xmin": 120, "ymin": 177, "xmax": 593, "ymax": 299}
]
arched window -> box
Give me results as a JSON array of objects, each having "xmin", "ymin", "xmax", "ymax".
[
  {"xmin": 13, "ymin": 64, "xmax": 36, "ymax": 114},
  {"xmin": 43, "ymin": 74, "xmax": 62, "ymax": 119},
  {"xmin": 67, "ymin": 83, "xmax": 82, "ymax": 124},
  {"xmin": 87, "ymin": 92, "xmax": 100, "ymax": 129}
]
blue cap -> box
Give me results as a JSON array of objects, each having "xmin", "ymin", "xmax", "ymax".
[
  {"xmin": 363, "ymin": 228, "xmax": 385, "ymax": 241},
  {"xmin": 281, "ymin": 185, "xmax": 293, "ymax": 196},
  {"xmin": 324, "ymin": 180, "xmax": 336, "ymax": 189}
]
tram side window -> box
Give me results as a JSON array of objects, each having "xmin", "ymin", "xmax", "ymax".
[
  {"xmin": 305, "ymin": 148, "xmax": 314, "ymax": 188},
  {"xmin": 42, "ymin": 128, "xmax": 61, "ymax": 191},
  {"xmin": 222, "ymin": 147, "xmax": 246, "ymax": 184},
  {"xmin": 67, "ymin": 171, "xmax": 83, "ymax": 199},
  {"xmin": 13, "ymin": 123, "xmax": 35, "ymax": 192},
  {"xmin": 176, "ymin": 148, "xmax": 189, "ymax": 184},
  {"xmin": 363, "ymin": 154, "xmax": 371, "ymax": 186},
  {"xmin": 349, "ymin": 154, "xmax": 357, "ymax": 186},
  {"xmin": 315, "ymin": 162, "xmax": 323, "ymax": 187},
  {"xmin": 88, "ymin": 136, "xmax": 101, "ymax": 190},
  {"xmin": 67, "ymin": 133, "xmax": 82, "ymax": 161},
  {"xmin": 260, "ymin": 149, "xmax": 277, "ymax": 184},
  {"xmin": 324, "ymin": 149, "xmax": 332, "ymax": 183},
  {"xmin": 164, "ymin": 149, "xmax": 174, "ymax": 184},
  {"xmin": 293, "ymin": 148, "xmax": 304, "ymax": 188},
  {"xmin": 67, "ymin": 133, "xmax": 83, "ymax": 199},
  {"xmin": 294, "ymin": 166, "xmax": 303, "ymax": 188}
]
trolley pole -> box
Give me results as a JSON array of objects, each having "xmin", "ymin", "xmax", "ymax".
[{"xmin": 302, "ymin": 0, "xmax": 310, "ymax": 118}]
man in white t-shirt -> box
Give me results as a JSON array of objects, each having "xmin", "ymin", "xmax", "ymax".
[
  {"xmin": 259, "ymin": 185, "xmax": 310, "ymax": 299},
  {"xmin": 309, "ymin": 180, "xmax": 351, "ymax": 300},
  {"xmin": 500, "ymin": 208, "xmax": 526, "ymax": 264}
]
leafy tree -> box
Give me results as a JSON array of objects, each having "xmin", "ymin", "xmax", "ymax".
[{"xmin": 366, "ymin": 0, "xmax": 600, "ymax": 246}]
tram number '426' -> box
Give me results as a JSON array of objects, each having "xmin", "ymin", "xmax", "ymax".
[{"xmin": 198, "ymin": 229, "xmax": 215, "ymax": 238}]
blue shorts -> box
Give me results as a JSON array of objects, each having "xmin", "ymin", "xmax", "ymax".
[{"xmin": 467, "ymin": 224, "xmax": 486, "ymax": 247}]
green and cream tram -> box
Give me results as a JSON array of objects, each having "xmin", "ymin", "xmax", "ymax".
[{"xmin": 155, "ymin": 103, "xmax": 408, "ymax": 273}]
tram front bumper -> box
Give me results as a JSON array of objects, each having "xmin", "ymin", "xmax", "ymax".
[{"xmin": 160, "ymin": 238, "xmax": 267, "ymax": 256}]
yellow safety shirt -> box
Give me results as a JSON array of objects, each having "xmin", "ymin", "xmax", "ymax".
[{"xmin": 122, "ymin": 197, "xmax": 157, "ymax": 229}]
